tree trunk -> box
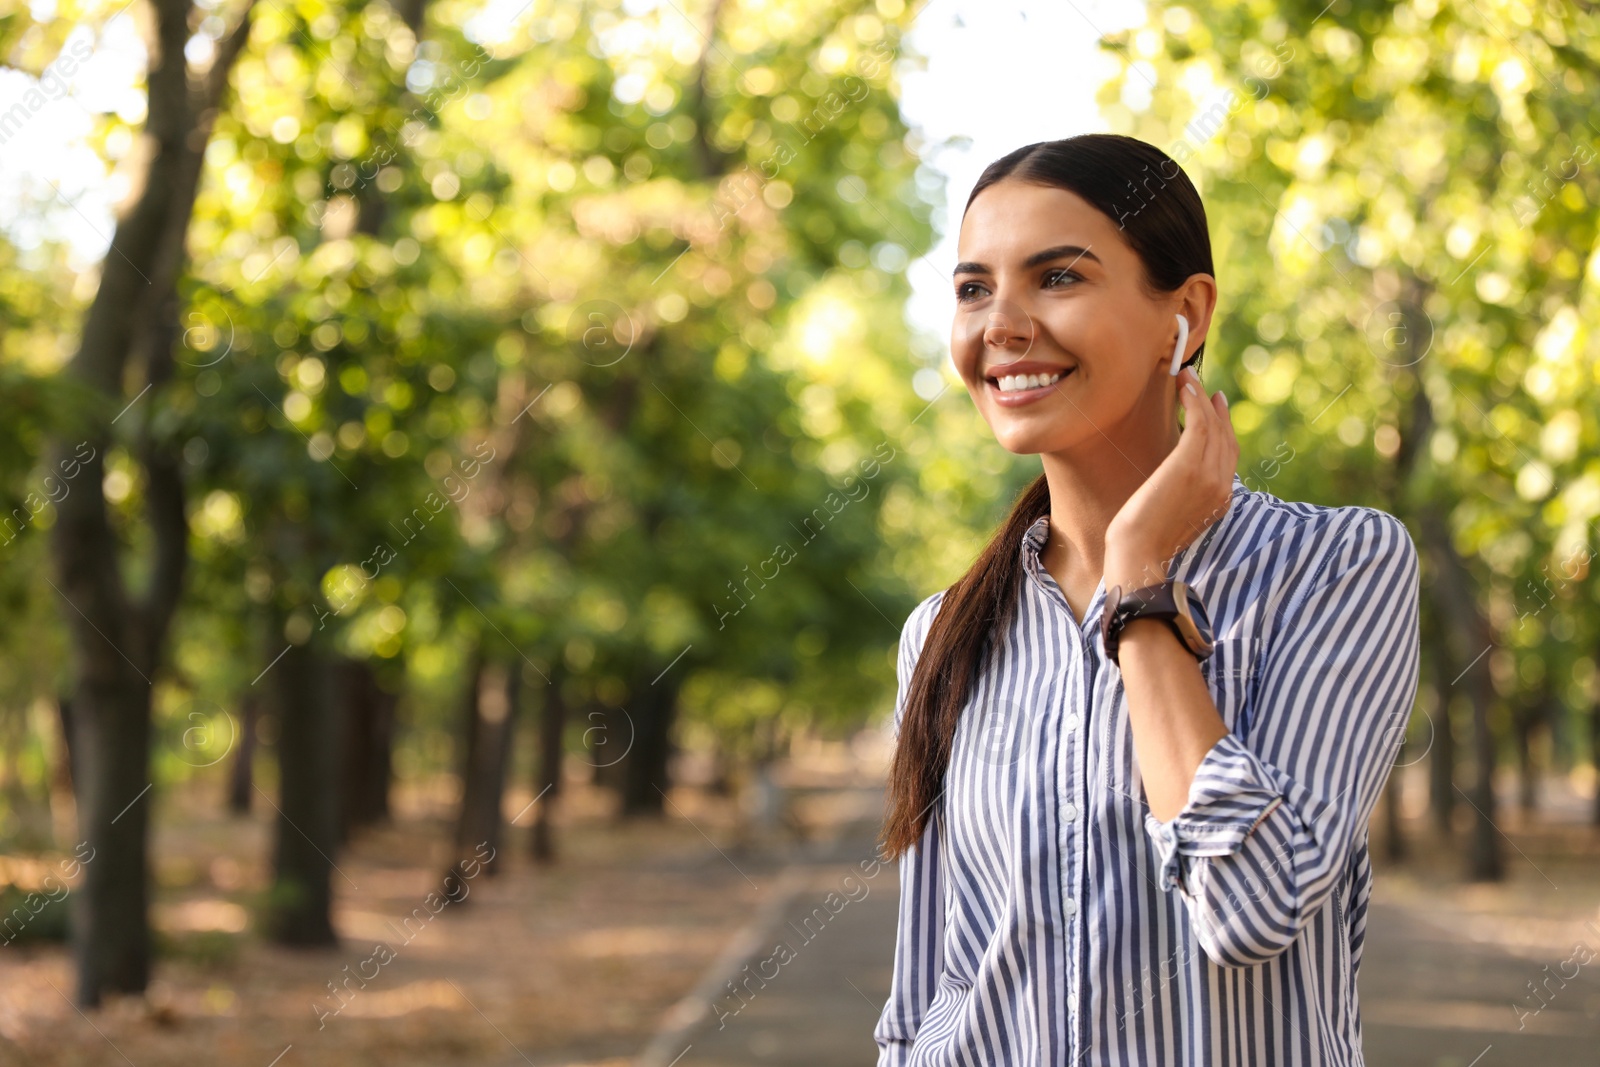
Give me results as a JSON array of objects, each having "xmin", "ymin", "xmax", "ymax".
[
  {"xmin": 47, "ymin": 0, "xmax": 257, "ymax": 1006},
  {"xmin": 66, "ymin": 666, "xmax": 154, "ymax": 1003},
  {"xmin": 1418, "ymin": 505, "xmax": 1503, "ymax": 881},
  {"xmin": 1591, "ymin": 644, "xmax": 1600, "ymax": 827},
  {"xmin": 707, "ymin": 737, "xmax": 735, "ymax": 797},
  {"xmin": 54, "ymin": 695, "xmax": 77, "ymax": 805},
  {"xmin": 531, "ymin": 668, "xmax": 566, "ymax": 864},
  {"xmin": 1512, "ymin": 680, "xmax": 1553, "ymax": 815},
  {"xmin": 588, "ymin": 704, "xmax": 629, "ymax": 794},
  {"xmin": 619, "ymin": 673, "xmax": 681, "ymax": 817},
  {"xmin": 355, "ymin": 0, "xmax": 429, "ymax": 236},
  {"xmin": 1381, "ymin": 772, "xmax": 1406, "ymax": 863},
  {"xmin": 1382, "ymin": 277, "xmax": 1427, "ymax": 863},
  {"xmin": 1464, "ymin": 662, "xmax": 1502, "ymax": 881},
  {"xmin": 267, "ymin": 636, "xmax": 342, "ymax": 946},
  {"xmin": 1391, "ymin": 273, "xmax": 1496, "ymax": 876},
  {"xmin": 1593, "ymin": 698, "xmax": 1600, "ymax": 827},
  {"xmin": 338, "ymin": 660, "xmax": 395, "ymax": 841},
  {"xmin": 227, "ymin": 692, "xmax": 258, "ymax": 816},
  {"xmin": 1423, "ymin": 608, "xmax": 1458, "ymax": 836},
  {"xmin": 449, "ymin": 653, "xmax": 518, "ymax": 887}
]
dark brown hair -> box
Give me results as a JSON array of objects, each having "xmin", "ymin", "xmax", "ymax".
[{"xmin": 879, "ymin": 134, "xmax": 1215, "ymax": 862}]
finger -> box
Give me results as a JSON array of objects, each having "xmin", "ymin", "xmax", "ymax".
[
  {"xmin": 1179, "ymin": 366, "xmax": 1216, "ymax": 457},
  {"xmin": 1213, "ymin": 388, "xmax": 1239, "ymax": 486},
  {"xmin": 1177, "ymin": 366, "xmax": 1210, "ymax": 436},
  {"xmin": 1190, "ymin": 367, "xmax": 1222, "ymax": 435},
  {"xmin": 1211, "ymin": 385, "xmax": 1237, "ymax": 443},
  {"xmin": 1180, "ymin": 368, "xmax": 1230, "ymax": 504}
]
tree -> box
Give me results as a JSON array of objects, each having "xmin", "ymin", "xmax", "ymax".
[
  {"xmin": 263, "ymin": 616, "xmax": 341, "ymax": 945},
  {"xmin": 44, "ymin": 0, "xmax": 256, "ymax": 1004},
  {"xmin": 447, "ymin": 651, "xmax": 518, "ymax": 886},
  {"xmin": 338, "ymin": 660, "xmax": 397, "ymax": 838},
  {"xmin": 175, "ymin": 0, "xmax": 509, "ymax": 942},
  {"xmin": 462, "ymin": 0, "xmax": 940, "ymax": 819}
]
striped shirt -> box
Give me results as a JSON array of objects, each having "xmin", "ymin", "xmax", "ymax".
[{"xmin": 875, "ymin": 472, "xmax": 1421, "ymax": 1066}]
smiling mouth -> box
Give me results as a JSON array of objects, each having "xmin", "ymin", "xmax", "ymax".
[{"xmin": 985, "ymin": 367, "xmax": 1075, "ymax": 394}]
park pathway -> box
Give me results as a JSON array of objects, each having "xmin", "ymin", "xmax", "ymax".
[
  {"xmin": 638, "ymin": 785, "xmax": 1599, "ymax": 1067},
  {"xmin": 637, "ymin": 794, "xmax": 897, "ymax": 1067}
]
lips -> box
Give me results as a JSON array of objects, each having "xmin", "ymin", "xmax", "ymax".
[{"xmin": 984, "ymin": 364, "xmax": 1076, "ymax": 406}]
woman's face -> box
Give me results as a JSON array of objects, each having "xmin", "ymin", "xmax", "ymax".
[{"xmin": 950, "ymin": 178, "xmax": 1211, "ymax": 457}]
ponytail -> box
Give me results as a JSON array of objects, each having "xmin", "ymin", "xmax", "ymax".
[{"xmin": 879, "ymin": 473, "xmax": 1051, "ymax": 861}]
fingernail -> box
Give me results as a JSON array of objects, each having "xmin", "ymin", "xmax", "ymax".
[
  {"xmin": 1185, "ymin": 382, "xmax": 1197, "ymax": 396},
  {"xmin": 1219, "ymin": 391, "xmax": 1229, "ymax": 407}
]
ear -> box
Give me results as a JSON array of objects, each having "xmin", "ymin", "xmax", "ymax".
[{"xmin": 1173, "ymin": 274, "xmax": 1219, "ymax": 363}]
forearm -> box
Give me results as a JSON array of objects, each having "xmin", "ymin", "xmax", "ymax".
[
  {"xmin": 1110, "ymin": 511, "xmax": 1423, "ymax": 967},
  {"xmin": 1121, "ymin": 635, "xmax": 1312, "ymax": 968},
  {"xmin": 1109, "ymin": 599, "xmax": 1229, "ymax": 823}
]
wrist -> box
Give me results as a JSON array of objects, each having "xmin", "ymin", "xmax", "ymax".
[
  {"xmin": 1104, "ymin": 551, "xmax": 1167, "ymax": 592},
  {"xmin": 1116, "ymin": 615, "xmax": 1186, "ymax": 654},
  {"xmin": 1101, "ymin": 576, "xmax": 1216, "ymax": 666}
]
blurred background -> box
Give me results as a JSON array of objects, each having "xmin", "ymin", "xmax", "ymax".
[{"xmin": 1, "ymin": 0, "xmax": 1598, "ymax": 1063}]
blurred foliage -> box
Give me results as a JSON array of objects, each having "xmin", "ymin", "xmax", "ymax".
[
  {"xmin": 0, "ymin": 882, "xmax": 71, "ymax": 943},
  {"xmin": 0, "ymin": 0, "xmax": 1020, "ymax": 830},
  {"xmin": 1, "ymin": 0, "xmax": 1597, "ymax": 852}
]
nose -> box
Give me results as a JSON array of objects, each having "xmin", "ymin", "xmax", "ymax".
[
  {"xmin": 985, "ymin": 310, "xmax": 1024, "ymax": 343},
  {"xmin": 983, "ymin": 314, "xmax": 1010, "ymax": 346},
  {"xmin": 956, "ymin": 295, "xmax": 1036, "ymax": 370},
  {"xmin": 979, "ymin": 302, "xmax": 1030, "ymax": 356}
]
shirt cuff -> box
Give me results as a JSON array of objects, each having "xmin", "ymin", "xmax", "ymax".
[{"xmin": 1143, "ymin": 731, "xmax": 1286, "ymax": 895}]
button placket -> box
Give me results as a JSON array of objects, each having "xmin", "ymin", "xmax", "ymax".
[
  {"xmin": 1056, "ymin": 637, "xmax": 1079, "ymax": 1048},
  {"xmin": 1059, "ymin": 650, "xmax": 1077, "ymax": 926},
  {"xmin": 1063, "ymin": 630, "xmax": 1097, "ymax": 1050},
  {"xmin": 1026, "ymin": 536, "xmax": 1102, "ymax": 1052},
  {"xmin": 1075, "ymin": 633, "xmax": 1100, "ymax": 1049}
]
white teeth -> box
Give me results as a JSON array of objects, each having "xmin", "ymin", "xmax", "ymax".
[{"xmin": 995, "ymin": 371, "xmax": 1065, "ymax": 393}]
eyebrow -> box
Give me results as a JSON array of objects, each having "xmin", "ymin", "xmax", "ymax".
[{"xmin": 952, "ymin": 244, "xmax": 1101, "ymax": 278}]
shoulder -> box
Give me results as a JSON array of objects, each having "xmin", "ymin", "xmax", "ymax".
[
  {"xmin": 1228, "ymin": 488, "xmax": 1417, "ymax": 616},
  {"xmin": 1225, "ymin": 481, "xmax": 1415, "ymax": 577},
  {"xmin": 897, "ymin": 588, "xmax": 948, "ymax": 677},
  {"xmin": 1292, "ymin": 503, "xmax": 1416, "ymax": 590},
  {"xmin": 890, "ymin": 588, "xmax": 948, "ymax": 736}
]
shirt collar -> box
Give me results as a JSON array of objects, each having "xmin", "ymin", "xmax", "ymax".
[{"xmin": 1019, "ymin": 472, "xmax": 1251, "ymax": 584}]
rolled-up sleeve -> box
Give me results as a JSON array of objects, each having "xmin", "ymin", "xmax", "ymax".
[
  {"xmin": 875, "ymin": 594, "xmax": 947, "ymax": 1066},
  {"xmin": 1143, "ymin": 511, "xmax": 1421, "ymax": 968}
]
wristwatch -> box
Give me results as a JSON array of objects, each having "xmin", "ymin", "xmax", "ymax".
[{"xmin": 1100, "ymin": 579, "xmax": 1215, "ymax": 666}]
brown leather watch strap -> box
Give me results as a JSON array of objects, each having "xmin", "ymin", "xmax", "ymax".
[{"xmin": 1101, "ymin": 580, "xmax": 1212, "ymax": 665}]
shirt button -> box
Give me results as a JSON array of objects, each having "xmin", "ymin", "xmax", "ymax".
[
  {"xmin": 1064, "ymin": 897, "xmax": 1077, "ymax": 918},
  {"xmin": 1063, "ymin": 803, "xmax": 1079, "ymax": 822},
  {"xmin": 1065, "ymin": 712, "xmax": 1080, "ymax": 730},
  {"xmin": 1068, "ymin": 990, "xmax": 1079, "ymax": 1011}
]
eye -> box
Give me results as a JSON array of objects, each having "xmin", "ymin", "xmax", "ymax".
[
  {"xmin": 955, "ymin": 280, "xmax": 989, "ymax": 304},
  {"xmin": 1043, "ymin": 268, "xmax": 1082, "ymax": 289}
]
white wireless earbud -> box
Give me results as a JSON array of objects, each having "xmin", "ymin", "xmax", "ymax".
[{"xmin": 1168, "ymin": 314, "xmax": 1189, "ymax": 377}]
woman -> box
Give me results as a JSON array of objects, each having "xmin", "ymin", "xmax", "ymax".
[{"xmin": 873, "ymin": 134, "xmax": 1421, "ymax": 1066}]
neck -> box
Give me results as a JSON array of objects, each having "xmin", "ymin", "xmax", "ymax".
[{"xmin": 1036, "ymin": 394, "xmax": 1182, "ymax": 582}]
